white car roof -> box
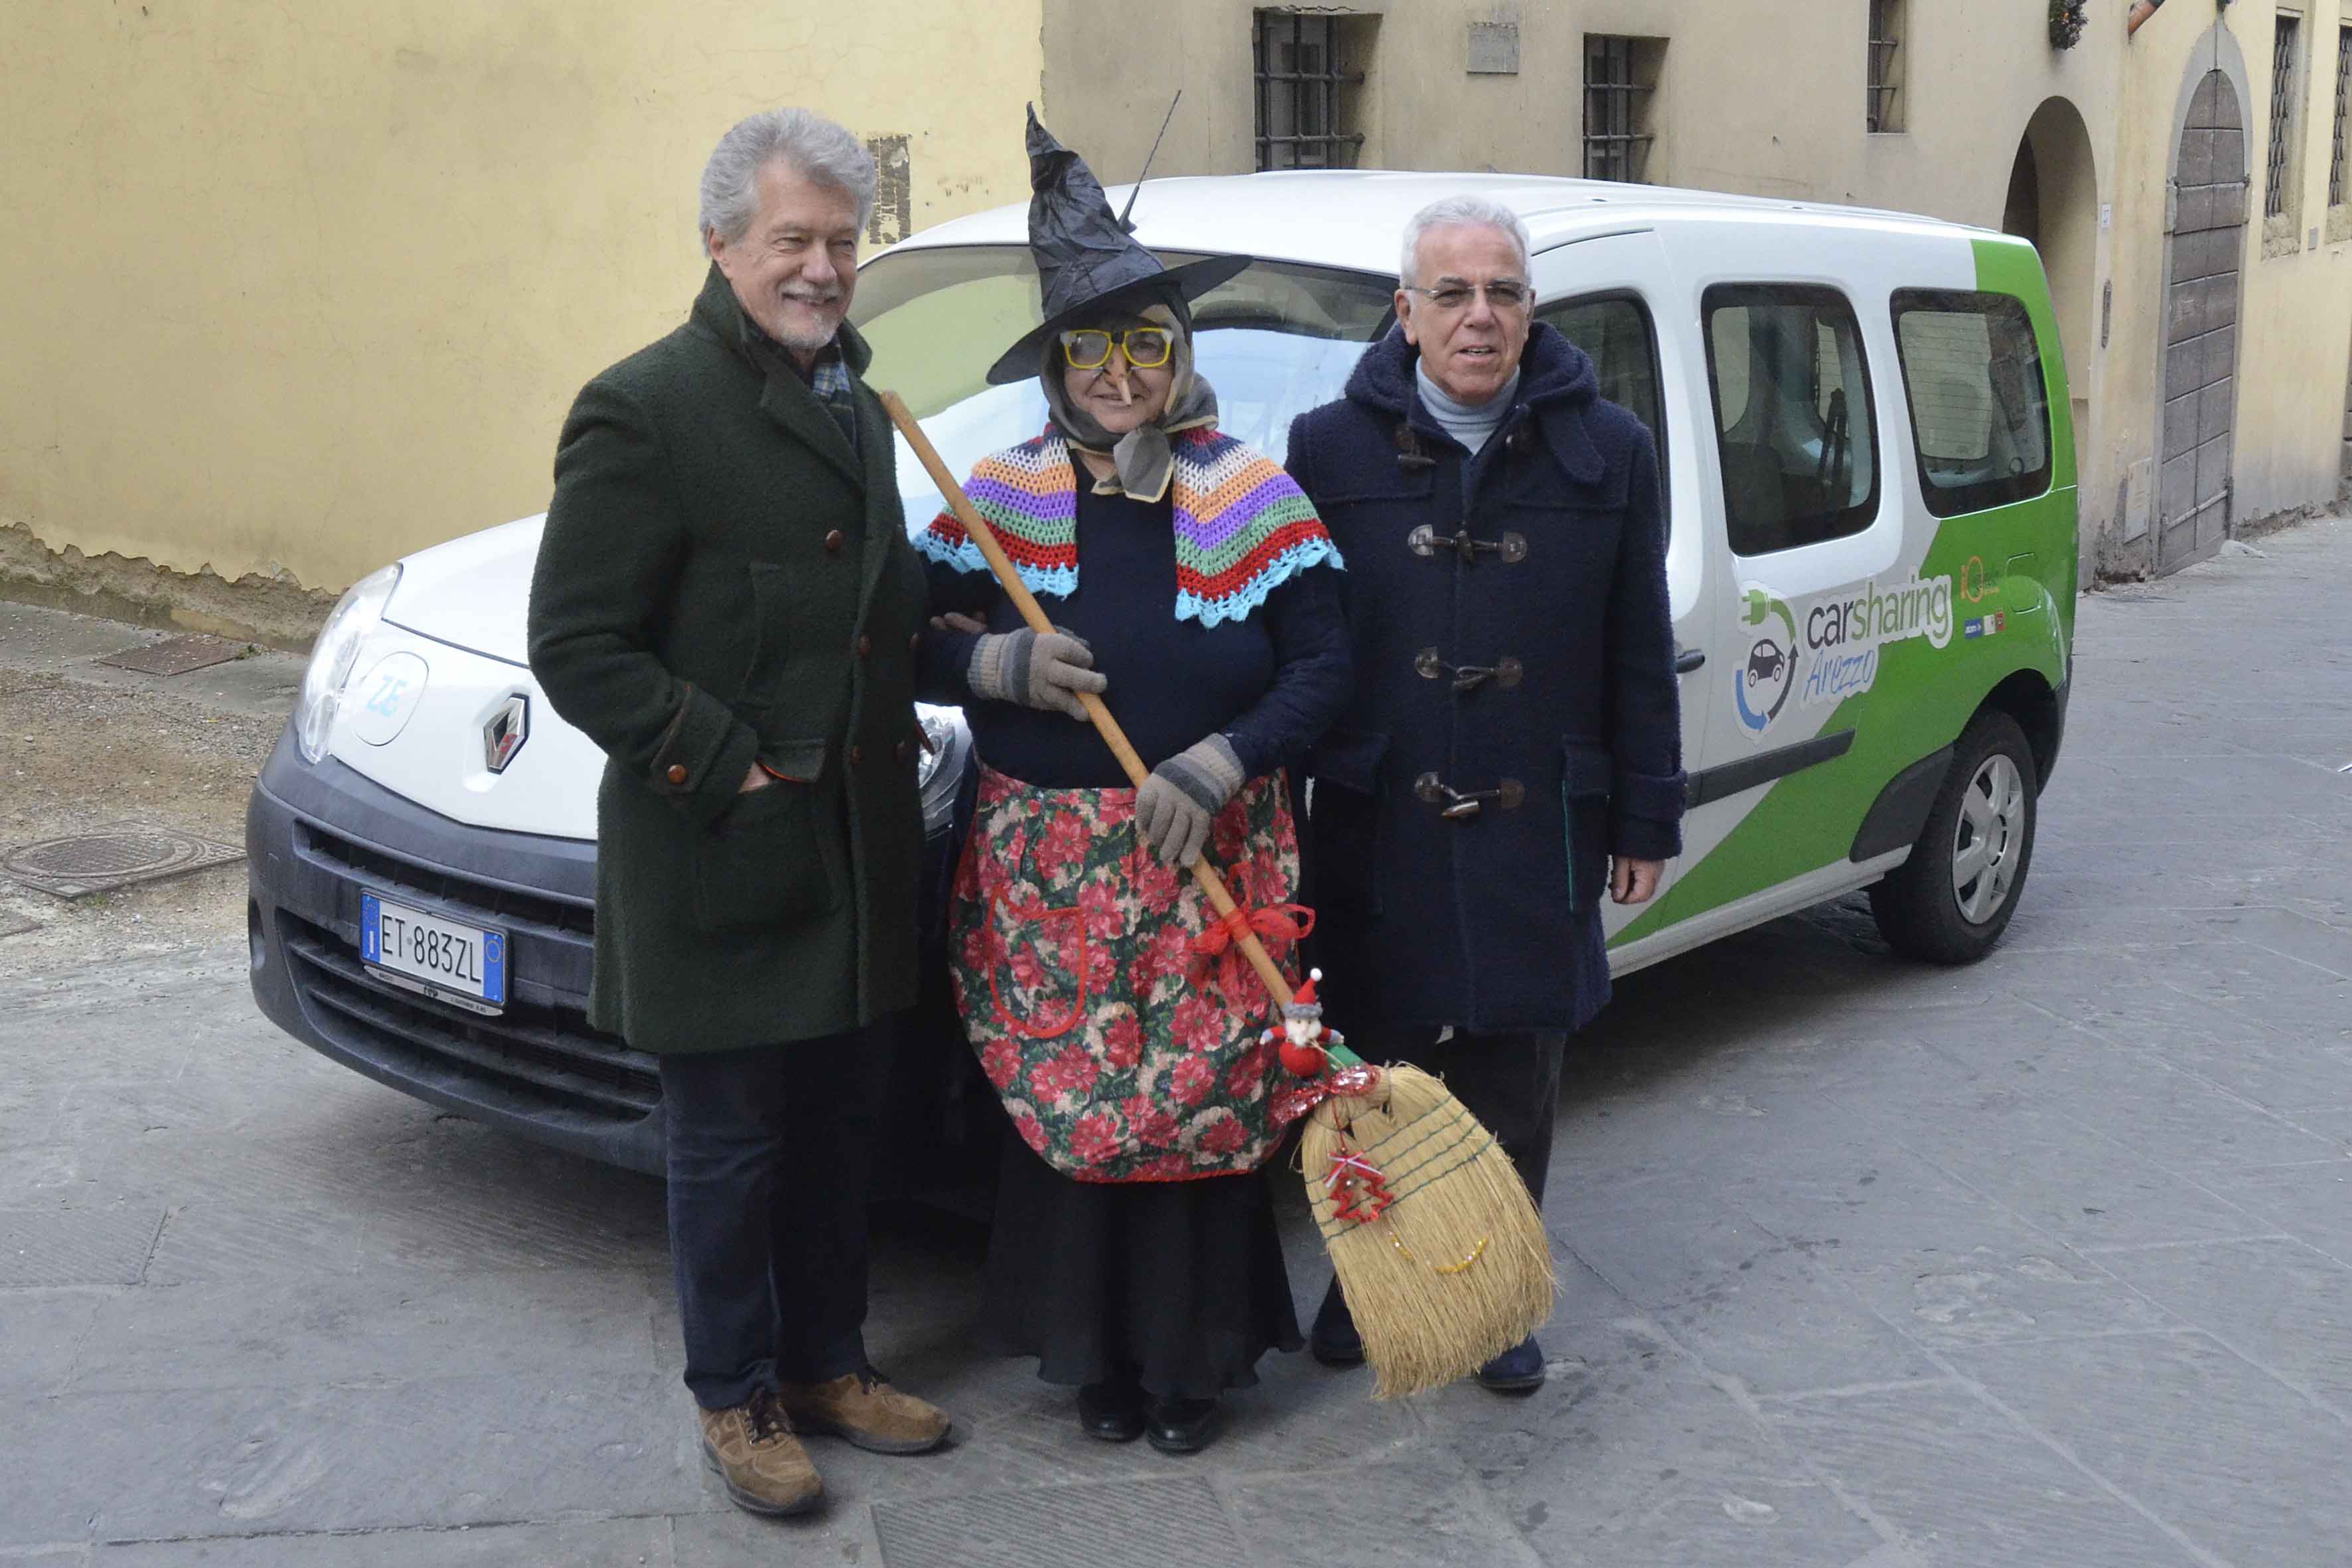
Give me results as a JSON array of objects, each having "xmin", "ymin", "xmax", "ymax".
[{"xmin": 886, "ymin": 169, "xmax": 1998, "ymax": 277}]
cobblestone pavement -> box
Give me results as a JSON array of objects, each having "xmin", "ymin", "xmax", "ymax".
[{"xmin": 4, "ymin": 517, "xmax": 2349, "ymax": 1567}]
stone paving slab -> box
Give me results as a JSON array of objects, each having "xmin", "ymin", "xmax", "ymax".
[
  {"xmin": 7, "ymin": 1375, "xmax": 704, "ymax": 1547},
  {"xmin": 1946, "ymin": 1330, "xmax": 2352, "ymax": 1567},
  {"xmin": 1761, "ymin": 1382, "xmax": 2209, "ymax": 1567},
  {"xmin": 94, "ymin": 1521, "xmax": 673, "ymax": 1568}
]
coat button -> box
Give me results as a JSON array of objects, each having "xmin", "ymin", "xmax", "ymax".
[
  {"xmin": 665, "ymin": 764, "xmax": 688, "ymax": 785},
  {"xmin": 909, "ymin": 631, "xmax": 922, "ymax": 653},
  {"xmin": 856, "ymin": 634, "xmax": 872, "ymax": 658},
  {"xmin": 895, "ymin": 739, "xmax": 912, "ymax": 762},
  {"xmin": 824, "ymin": 529, "xmax": 845, "ymax": 553},
  {"xmin": 846, "ymin": 744, "xmax": 862, "ymax": 767}
]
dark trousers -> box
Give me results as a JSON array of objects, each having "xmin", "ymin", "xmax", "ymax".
[
  {"xmin": 658, "ymin": 1022, "xmax": 892, "ymax": 1411},
  {"xmin": 1346, "ymin": 1024, "xmax": 1570, "ymax": 1208}
]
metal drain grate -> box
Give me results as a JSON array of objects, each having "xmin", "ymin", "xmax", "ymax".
[
  {"xmin": 874, "ymin": 1478, "xmax": 1249, "ymax": 1568},
  {"xmin": 1, "ymin": 824, "xmax": 244, "ymax": 898},
  {"xmin": 97, "ymin": 633, "xmax": 242, "ymax": 675}
]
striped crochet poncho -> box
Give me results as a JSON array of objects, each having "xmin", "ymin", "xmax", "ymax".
[{"xmin": 914, "ymin": 426, "xmax": 1343, "ymax": 625}]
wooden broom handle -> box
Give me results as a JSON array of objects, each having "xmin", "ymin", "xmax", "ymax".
[{"xmin": 882, "ymin": 390, "xmax": 1295, "ymax": 1008}]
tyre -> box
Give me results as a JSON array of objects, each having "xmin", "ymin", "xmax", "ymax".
[{"xmin": 1868, "ymin": 708, "xmax": 2039, "ymax": 965}]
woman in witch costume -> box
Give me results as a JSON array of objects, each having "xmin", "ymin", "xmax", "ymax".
[{"xmin": 917, "ymin": 112, "xmax": 1348, "ymax": 1454}]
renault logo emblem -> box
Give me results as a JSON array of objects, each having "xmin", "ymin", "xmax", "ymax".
[{"xmin": 483, "ymin": 694, "xmax": 529, "ymax": 773}]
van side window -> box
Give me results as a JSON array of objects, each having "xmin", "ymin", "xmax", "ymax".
[
  {"xmin": 1889, "ymin": 289, "xmax": 2052, "ymax": 517},
  {"xmin": 1701, "ymin": 285, "xmax": 1880, "ymax": 556},
  {"xmin": 1537, "ymin": 293, "xmax": 1666, "ymax": 459}
]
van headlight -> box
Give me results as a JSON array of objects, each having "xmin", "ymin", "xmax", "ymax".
[
  {"xmin": 914, "ymin": 703, "xmax": 970, "ymax": 836},
  {"xmin": 295, "ymin": 564, "xmax": 402, "ymax": 764}
]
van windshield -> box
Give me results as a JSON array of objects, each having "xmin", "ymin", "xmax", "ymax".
[{"xmin": 851, "ymin": 244, "xmax": 1393, "ymax": 530}]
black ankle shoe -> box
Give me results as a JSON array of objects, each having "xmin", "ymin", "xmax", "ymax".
[
  {"xmin": 1077, "ymin": 1377, "xmax": 1146, "ymax": 1443},
  {"xmin": 1475, "ymin": 1336, "xmax": 1547, "ymax": 1393},
  {"xmin": 1144, "ymin": 1395, "xmax": 1219, "ymax": 1454},
  {"xmin": 1308, "ymin": 1278, "xmax": 1364, "ymax": 1368}
]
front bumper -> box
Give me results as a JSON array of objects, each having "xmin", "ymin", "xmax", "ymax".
[
  {"xmin": 246, "ymin": 726, "xmax": 663, "ymax": 1170},
  {"xmin": 246, "ymin": 726, "xmax": 982, "ymax": 1180}
]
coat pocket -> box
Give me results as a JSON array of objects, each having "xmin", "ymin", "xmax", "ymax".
[
  {"xmin": 738, "ymin": 562, "xmax": 788, "ymax": 710},
  {"xmin": 1561, "ymin": 739, "xmax": 1614, "ymax": 915},
  {"xmin": 690, "ymin": 739, "xmax": 842, "ymax": 931},
  {"xmin": 1305, "ymin": 728, "xmax": 1390, "ymax": 915}
]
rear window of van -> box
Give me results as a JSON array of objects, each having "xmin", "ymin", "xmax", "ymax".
[{"xmin": 1890, "ymin": 289, "xmax": 2053, "ymax": 517}]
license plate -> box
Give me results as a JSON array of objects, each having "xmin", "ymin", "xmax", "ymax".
[{"xmin": 359, "ymin": 892, "xmax": 506, "ymax": 1014}]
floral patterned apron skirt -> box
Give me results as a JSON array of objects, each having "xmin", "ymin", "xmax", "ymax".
[{"xmin": 948, "ymin": 764, "xmax": 1308, "ymax": 1182}]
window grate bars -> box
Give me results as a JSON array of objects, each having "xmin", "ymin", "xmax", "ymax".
[
  {"xmin": 1584, "ymin": 36, "xmax": 1654, "ymax": 183},
  {"xmin": 1867, "ymin": 0, "xmax": 1902, "ymax": 133},
  {"xmin": 2330, "ymin": 25, "xmax": 2350, "ymax": 207},
  {"xmin": 2267, "ymin": 15, "xmax": 2301, "ymax": 219},
  {"xmin": 1253, "ymin": 11, "xmax": 1366, "ymax": 171}
]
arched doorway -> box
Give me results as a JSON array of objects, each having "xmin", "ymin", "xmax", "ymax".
[
  {"xmin": 2156, "ymin": 68, "xmax": 2249, "ymax": 572},
  {"xmin": 2002, "ymin": 98, "xmax": 2097, "ymax": 509}
]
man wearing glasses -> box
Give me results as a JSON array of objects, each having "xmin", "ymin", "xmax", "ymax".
[{"xmin": 1284, "ymin": 195, "xmax": 1686, "ymax": 1393}]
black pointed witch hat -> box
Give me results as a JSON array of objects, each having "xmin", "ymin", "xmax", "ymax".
[{"xmin": 983, "ymin": 106, "xmax": 1252, "ymax": 386}]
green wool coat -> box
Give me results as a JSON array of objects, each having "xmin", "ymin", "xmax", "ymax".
[{"xmin": 526, "ymin": 264, "xmax": 930, "ymax": 1054}]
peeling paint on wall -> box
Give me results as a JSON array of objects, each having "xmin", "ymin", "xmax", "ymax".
[{"xmin": 867, "ymin": 133, "xmax": 913, "ymax": 246}]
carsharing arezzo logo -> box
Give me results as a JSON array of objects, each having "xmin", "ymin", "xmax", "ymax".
[
  {"xmin": 1735, "ymin": 574, "xmax": 1956, "ymax": 737},
  {"xmin": 1735, "ymin": 587, "xmax": 1798, "ymax": 735}
]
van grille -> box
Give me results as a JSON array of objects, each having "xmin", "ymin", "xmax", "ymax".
[
  {"xmin": 280, "ymin": 913, "xmax": 657, "ymax": 1122},
  {"xmin": 296, "ymin": 822, "xmax": 593, "ymax": 937}
]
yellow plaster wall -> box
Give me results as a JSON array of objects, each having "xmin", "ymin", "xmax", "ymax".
[
  {"xmin": 2103, "ymin": 0, "xmax": 2352, "ymax": 556},
  {"xmin": 2224, "ymin": 0, "xmax": 2352, "ymax": 521},
  {"xmin": 1044, "ymin": 0, "xmax": 2124, "ymax": 549},
  {"xmin": 0, "ymin": 1, "xmax": 1042, "ymax": 594}
]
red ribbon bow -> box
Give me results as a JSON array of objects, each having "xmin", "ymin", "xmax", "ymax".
[{"xmin": 1189, "ymin": 900, "xmax": 1316, "ymax": 1002}]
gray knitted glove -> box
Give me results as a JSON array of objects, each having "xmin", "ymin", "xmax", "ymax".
[
  {"xmin": 1135, "ymin": 734, "xmax": 1247, "ymax": 867},
  {"xmin": 967, "ymin": 628, "xmax": 1107, "ymax": 720}
]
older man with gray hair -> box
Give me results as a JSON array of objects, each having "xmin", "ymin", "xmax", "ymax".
[
  {"xmin": 528, "ymin": 108, "xmax": 949, "ymax": 1519},
  {"xmin": 1285, "ymin": 194, "xmax": 1686, "ymax": 1391}
]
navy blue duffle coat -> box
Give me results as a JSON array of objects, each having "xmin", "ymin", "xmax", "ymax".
[{"xmin": 1285, "ymin": 323, "xmax": 1686, "ymax": 1034}]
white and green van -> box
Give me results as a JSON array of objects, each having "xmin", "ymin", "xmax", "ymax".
[
  {"xmin": 869, "ymin": 170, "xmax": 2076, "ymax": 971},
  {"xmin": 252, "ymin": 171, "xmax": 2074, "ymax": 1172}
]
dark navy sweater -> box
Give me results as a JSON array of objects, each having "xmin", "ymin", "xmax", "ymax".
[{"xmin": 919, "ymin": 486, "xmax": 1350, "ymax": 789}]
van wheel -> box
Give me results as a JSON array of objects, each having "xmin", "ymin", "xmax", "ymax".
[{"xmin": 1868, "ymin": 710, "xmax": 2038, "ymax": 965}]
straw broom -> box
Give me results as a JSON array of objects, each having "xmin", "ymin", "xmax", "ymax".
[{"xmin": 882, "ymin": 392, "xmax": 1554, "ymax": 1397}]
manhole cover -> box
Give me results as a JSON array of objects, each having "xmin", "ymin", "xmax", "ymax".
[
  {"xmin": 98, "ymin": 633, "xmax": 242, "ymax": 675},
  {"xmin": 1, "ymin": 824, "xmax": 243, "ymax": 899}
]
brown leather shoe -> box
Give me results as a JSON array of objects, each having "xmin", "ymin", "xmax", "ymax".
[
  {"xmin": 777, "ymin": 1365, "xmax": 952, "ymax": 1455},
  {"xmin": 699, "ymin": 1390, "xmax": 823, "ymax": 1517}
]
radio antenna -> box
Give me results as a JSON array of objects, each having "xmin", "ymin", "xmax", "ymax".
[{"xmin": 1117, "ymin": 90, "xmax": 1183, "ymax": 232}]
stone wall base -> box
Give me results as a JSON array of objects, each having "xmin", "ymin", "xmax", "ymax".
[{"xmin": 0, "ymin": 522, "xmax": 333, "ymax": 651}]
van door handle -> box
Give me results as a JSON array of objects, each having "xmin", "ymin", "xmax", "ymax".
[{"xmin": 1675, "ymin": 647, "xmax": 1706, "ymax": 674}]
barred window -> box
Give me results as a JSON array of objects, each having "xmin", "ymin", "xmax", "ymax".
[
  {"xmin": 2267, "ymin": 13, "xmax": 2302, "ymax": 220},
  {"xmin": 2330, "ymin": 25, "xmax": 2349, "ymax": 206},
  {"xmin": 1253, "ymin": 11, "xmax": 1368, "ymax": 171},
  {"xmin": 1867, "ymin": 0, "xmax": 1905, "ymax": 133},
  {"xmin": 1583, "ymin": 35, "xmax": 1662, "ymax": 183}
]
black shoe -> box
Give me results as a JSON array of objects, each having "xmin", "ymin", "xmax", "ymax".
[
  {"xmin": 1077, "ymin": 1377, "xmax": 1146, "ymax": 1443},
  {"xmin": 1144, "ymin": 1396, "xmax": 1219, "ymax": 1454},
  {"xmin": 1475, "ymin": 1336, "xmax": 1547, "ymax": 1393},
  {"xmin": 1308, "ymin": 1279, "xmax": 1364, "ymax": 1368}
]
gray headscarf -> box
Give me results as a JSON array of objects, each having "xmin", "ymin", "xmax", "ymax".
[{"xmin": 1038, "ymin": 303, "xmax": 1220, "ymax": 504}]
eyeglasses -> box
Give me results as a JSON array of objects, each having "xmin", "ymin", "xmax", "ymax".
[
  {"xmin": 1404, "ymin": 280, "xmax": 1531, "ymax": 312},
  {"xmin": 1059, "ymin": 327, "xmax": 1174, "ymax": 370}
]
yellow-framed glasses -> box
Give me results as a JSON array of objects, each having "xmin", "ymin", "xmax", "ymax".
[{"xmin": 1059, "ymin": 327, "xmax": 1174, "ymax": 370}]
